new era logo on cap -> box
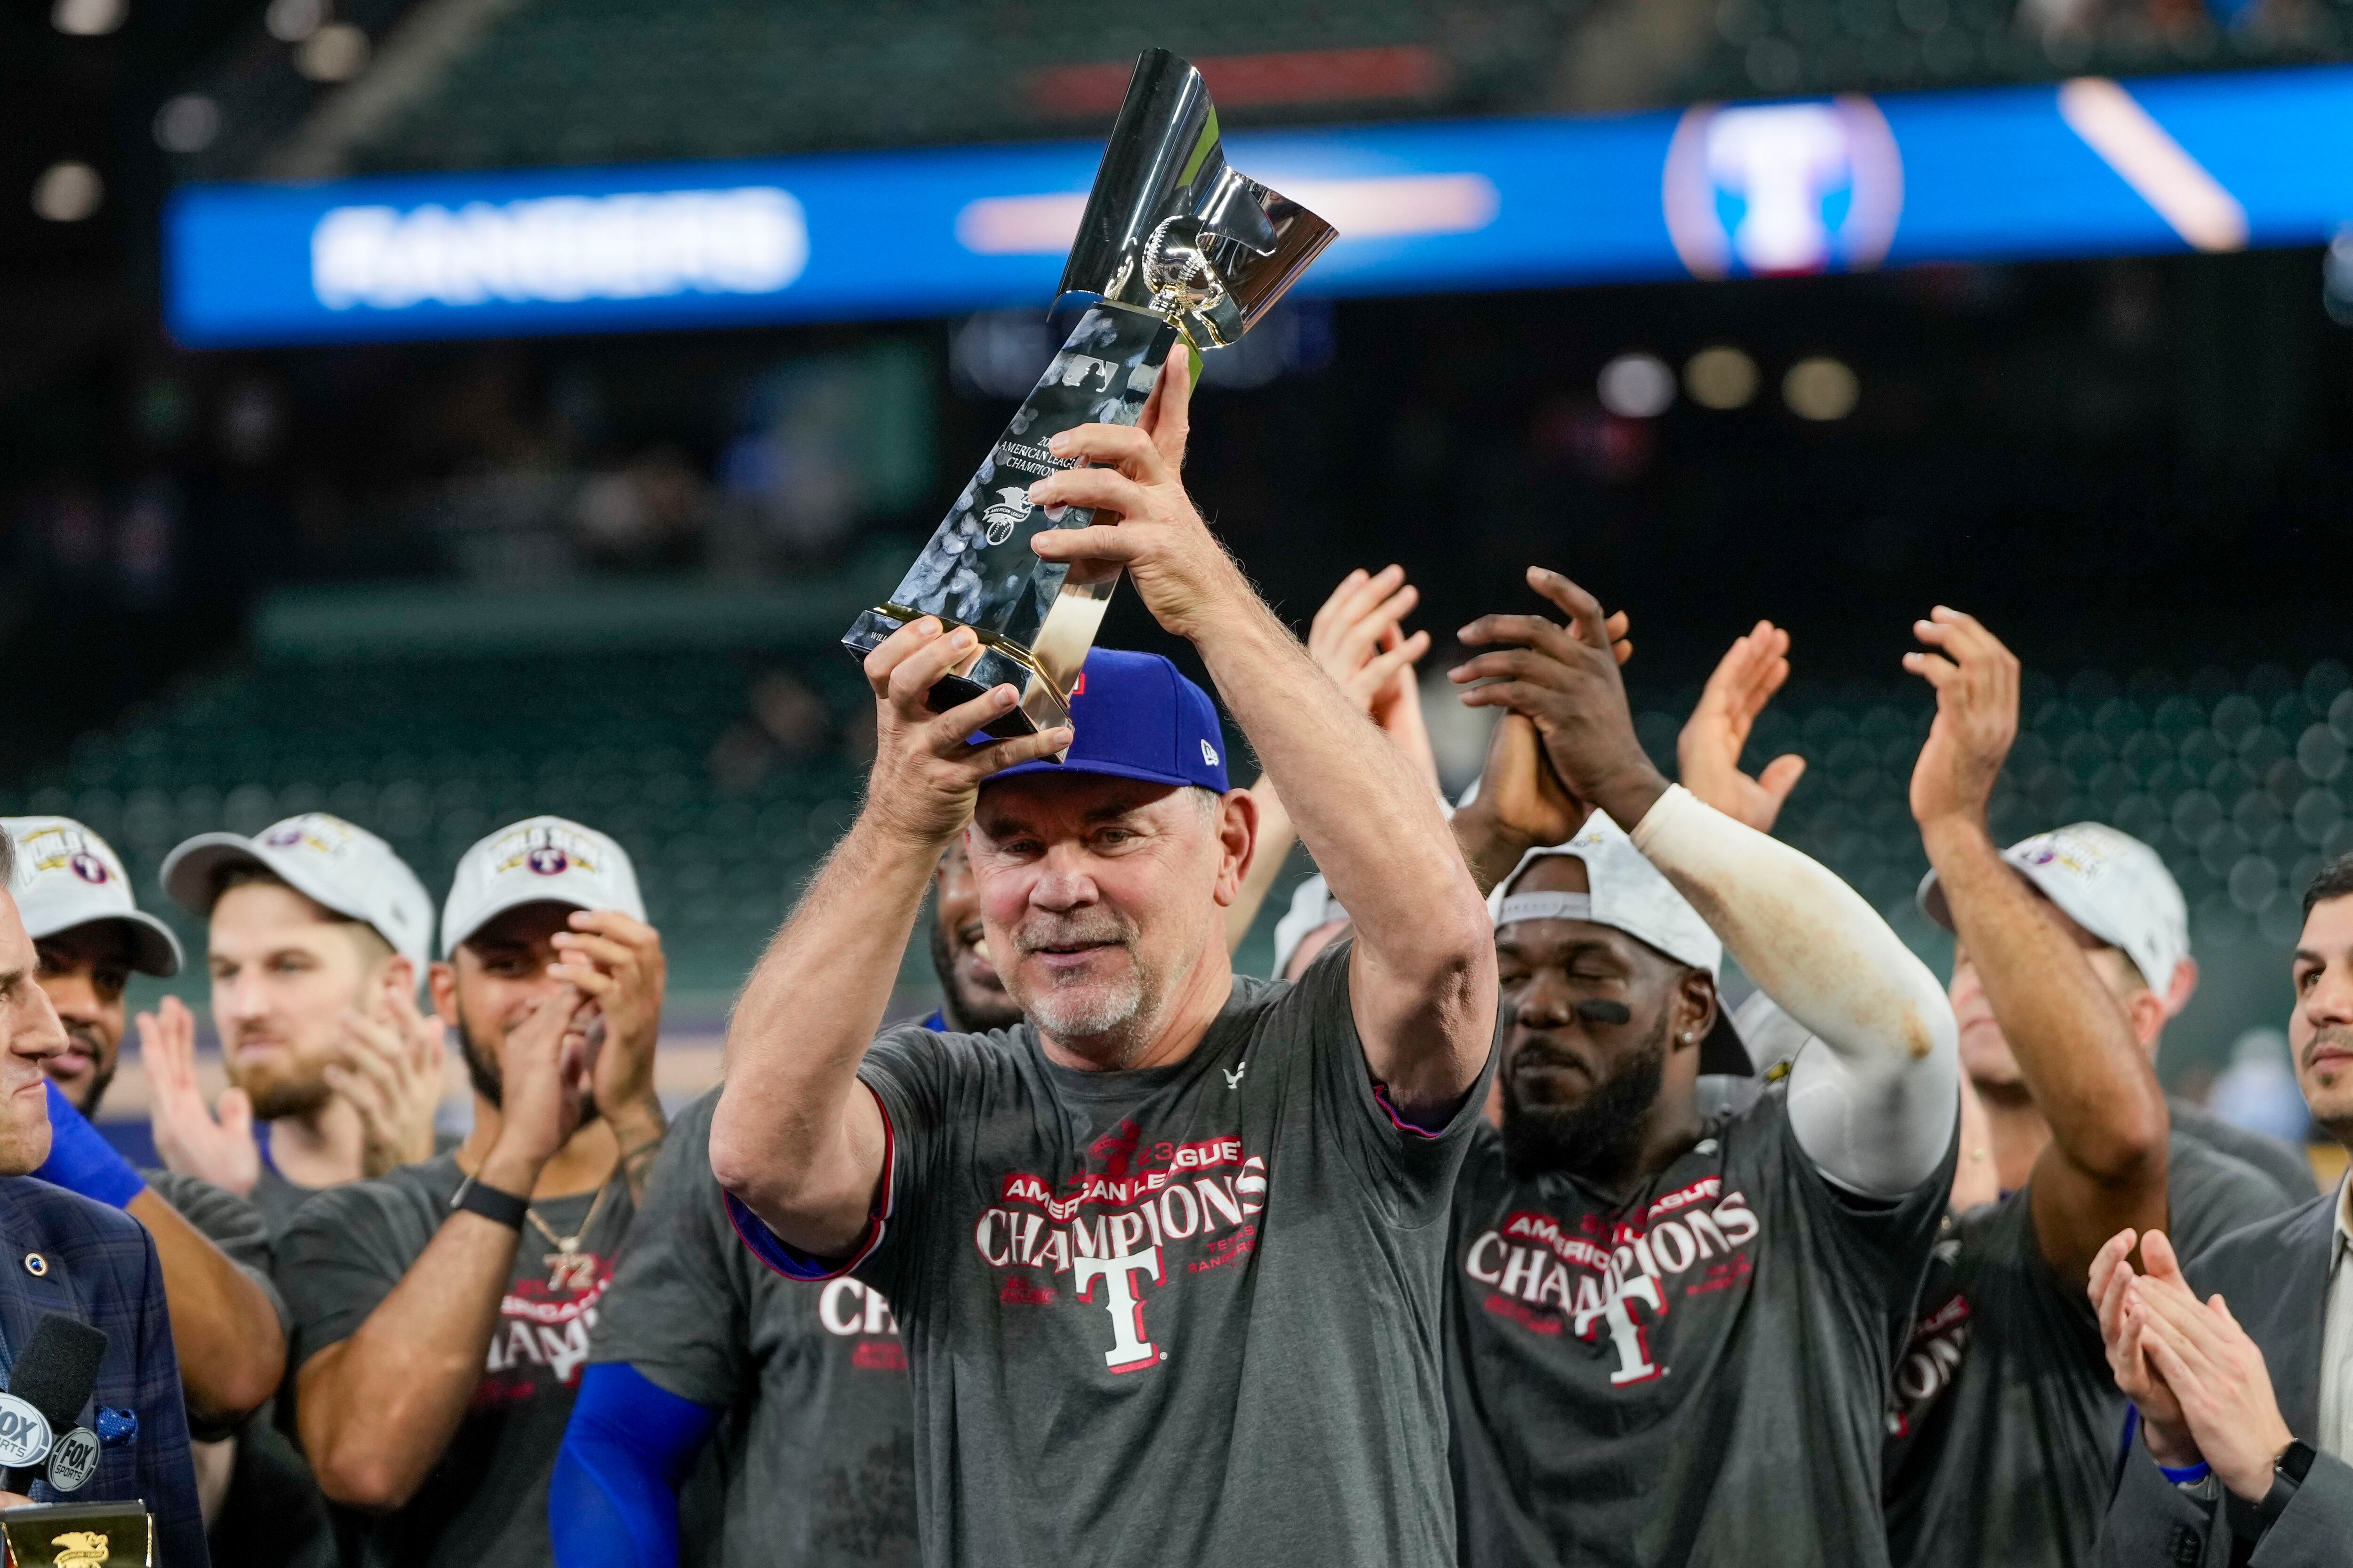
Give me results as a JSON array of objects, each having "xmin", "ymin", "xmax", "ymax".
[{"xmin": 990, "ymin": 648, "xmax": 1231, "ymax": 796}]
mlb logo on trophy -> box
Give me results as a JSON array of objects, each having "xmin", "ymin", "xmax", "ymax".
[
  {"xmin": 981, "ymin": 487, "xmax": 1033, "ymax": 546},
  {"xmin": 1663, "ymin": 97, "xmax": 1903, "ymax": 279}
]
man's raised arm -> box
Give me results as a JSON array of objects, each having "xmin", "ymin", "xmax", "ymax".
[
  {"xmin": 1452, "ymin": 570, "xmax": 1957, "ymax": 1196},
  {"xmin": 1905, "ymin": 608, "xmax": 2166, "ymax": 1282},
  {"xmin": 1027, "ymin": 358, "xmax": 1494, "ymax": 1118},
  {"xmin": 709, "ymin": 626, "xmax": 1070, "ymax": 1255}
]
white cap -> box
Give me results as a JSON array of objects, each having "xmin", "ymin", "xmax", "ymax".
[
  {"xmin": 1917, "ymin": 821, "xmax": 2189, "ymax": 994},
  {"xmin": 3, "ymin": 817, "xmax": 183, "ymax": 977},
  {"xmin": 1490, "ymin": 813, "xmax": 1750, "ymax": 1075},
  {"xmin": 160, "ymin": 813, "xmax": 434, "ymax": 972},
  {"xmin": 1490, "ymin": 812, "xmax": 1724, "ymax": 975},
  {"xmin": 1271, "ymin": 873, "xmax": 1349, "ymax": 981},
  {"xmin": 441, "ymin": 816, "xmax": 644, "ymax": 957}
]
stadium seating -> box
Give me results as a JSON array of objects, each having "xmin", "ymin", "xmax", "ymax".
[
  {"xmin": 1681, "ymin": 0, "xmax": 2353, "ymax": 103},
  {"xmin": 1629, "ymin": 656, "xmax": 2353, "ymax": 960},
  {"xmin": 343, "ymin": 0, "xmax": 1576, "ymax": 175},
  {"xmin": 8, "ymin": 638, "xmax": 2348, "ymax": 1014},
  {"xmin": 237, "ymin": 0, "xmax": 2353, "ymax": 180},
  {"xmin": 0, "ymin": 647, "xmax": 877, "ymax": 1003}
]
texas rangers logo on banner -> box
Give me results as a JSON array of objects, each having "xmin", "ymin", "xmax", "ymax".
[{"xmin": 1663, "ymin": 97, "xmax": 1904, "ymax": 279}]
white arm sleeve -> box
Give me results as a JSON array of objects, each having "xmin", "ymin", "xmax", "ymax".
[{"xmin": 1629, "ymin": 785, "xmax": 1959, "ymax": 1197}]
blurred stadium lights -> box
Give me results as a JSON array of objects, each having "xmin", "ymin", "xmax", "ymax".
[
  {"xmin": 265, "ymin": 0, "xmax": 325, "ymax": 44},
  {"xmin": 1029, "ymin": 46, "xmax": 1449, "ymax": 117},
  {"xmin": 49, "ymin": 0, "xmax": 124, "ymax": 36},
  {"xmin": 296, "ymin": 22, "xmax": 371, "ymax": 82},
  {"xmin": 167, "ymin": 64, "xmax": 2353, "ymax": 348},
  {"xmin": 1783, "ymin": 357, "xmax": 1861, "ymax": 421},
  {"xmin": 32, "ymin": 162, "xmax": 103, "ymax": 224},
  {"xmin": 1684, "ymin": 346, "xmax": 1760, "ymax": 410},
  {"xmin": 1597, "ymin": 353, "xmax": 1677, "ymax": 419},
  {"xmin": 154, "ymin": 95, "xmax": 224, "ymax": 155}
]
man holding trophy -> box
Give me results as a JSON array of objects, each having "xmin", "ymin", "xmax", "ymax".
[{"xmin": 714, "ymin": 50, "xmax": 1497, "ymax": 1567}]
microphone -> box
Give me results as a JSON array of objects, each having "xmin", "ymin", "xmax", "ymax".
[{"xmin": 0, "ymin": 1314, "xmax": 106, "ymax": 1495}]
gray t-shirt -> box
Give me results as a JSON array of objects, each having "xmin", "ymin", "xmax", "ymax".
[
  {"xmin": 1447, "ymin": 1082, "xmax": 1956, "ymax": 1568},
  {"xmin": 2168, "ymin": 1095, "xmax": 2318, "ymax": 1202},
  {"xmin": 276, "ymin": 1151, "xmax": 634, "ymax": 1568},
  {"xmin": 798, "ymin": 943, "xmax": 1484, "ymax": 1568},
  {"xmin": 1881, "ymin": 1133, "xmax": 2295, "ymax": 1568},
  {"xmin": 252, "ymin": 1127, "xmax": 465, "ymax": 1236},
  {"xmin": 592, "ymin": 1090, "xmax": 917, "ymax": 1567},
  {"xmin": 251, "ymin": 1161, "xmax": 323, "ymax": 1240}
]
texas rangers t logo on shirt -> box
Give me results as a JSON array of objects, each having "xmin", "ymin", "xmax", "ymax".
[{"xmin": 971, "ymin": 1121, "xmax": 1268, "ymax": 1374}]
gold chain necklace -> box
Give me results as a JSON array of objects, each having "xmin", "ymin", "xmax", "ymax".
[{"xmin": 523, "ymin": 1175, "xmax": 613, "ymax": 1294}]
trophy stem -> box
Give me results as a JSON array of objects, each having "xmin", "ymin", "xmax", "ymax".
[{"xmin": 844, "ymin": 303, "xmax": 1177, "ymax": 748}]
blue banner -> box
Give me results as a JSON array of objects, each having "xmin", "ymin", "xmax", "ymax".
[{"xmin": 165, "ymin": 63, "xmax": 2353, "ymax": 347}]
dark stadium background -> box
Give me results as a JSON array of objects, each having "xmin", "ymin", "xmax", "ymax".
[{"xmin": 6, "ymin": 0, "xmax": 2351, "ymax": 1158}]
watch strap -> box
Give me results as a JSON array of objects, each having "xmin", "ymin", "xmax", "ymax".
[
  {"xmin": 448, "ymin": 1174, "xmax": 529, "ymax": 1231},
  {"xmin": 2227, "ymin": 1440, "xmax": 2313, "ymax": 1543}
]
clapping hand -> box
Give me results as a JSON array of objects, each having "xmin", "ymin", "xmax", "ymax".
[
  {"xmin": 140, "ymin": 996, "xmax": 259, "ymax": 1197},
  {"xmin": 2091, "ymin": 1227, "xmax": 2297, "ymax": 1500},
  {"xmin": 1680, "ymin": 621, "xmax": 1808, "ymax": 833},
  {"xmin": 1445, "ymin": 568, "xmax": 1634, "ymax": 892},
  {"xmin": 1452, "ymin": 567, "xmax": 1655, "ymax": 830},
  {"xmin": 482, "ymin": 984, "xmax": 596, "ymax": 1184},
  {"xmin": 1306, "ymin": 566, "xmax": 1439, "ymax": 789},
  {"xmin": 1904, "ymin": 608, "xmax": 2019, "ymax": 832},
  {"xmin": 549, "ymin": 909, "xmax": 666, "ymax": 1126},
  {"xmin": 323, "ymin": 975, "xmax": 447, "ymax": 1179}
]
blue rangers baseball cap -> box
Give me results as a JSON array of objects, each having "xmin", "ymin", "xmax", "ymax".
[{"xmin": 988, "ymin": 648, "xmax": 1230, "ymax": 793}]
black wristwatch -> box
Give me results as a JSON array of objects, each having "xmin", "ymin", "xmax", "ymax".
[
  {"xmin": 2227, "ymin": 1439, "xmax": 2315, "ymax": 1543},
  {"xmin": 448, "ymin": 1174, "xmax": 529, "ymax": 1231}
]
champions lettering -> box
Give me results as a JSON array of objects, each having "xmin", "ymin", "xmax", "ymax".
[
  {"xmin": 971, "ymin": 1152, "xmax": 1268, "ymax": 1376},
  {"xmin": 1465, "ymin": 1189, "xmax": 1761, "ymax": 1385},
  {"xmin": 1888, "ymin": 1289, "xmax": 1974, "ymax": 1436}
]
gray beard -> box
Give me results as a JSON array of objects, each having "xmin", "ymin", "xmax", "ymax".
[{"xmin": 1026, "ymin": 979, "xmax": 1147, "ymax": 1054}]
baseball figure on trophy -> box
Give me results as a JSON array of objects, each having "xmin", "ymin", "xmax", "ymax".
[{"xmin": 842, "ymin": 47, "xmax": 1336, "ymax": 745}]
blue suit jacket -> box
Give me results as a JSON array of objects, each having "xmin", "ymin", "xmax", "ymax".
[{"xmin": 0, "ymin": 1176, "xmax": 207, "ymax": 1566}]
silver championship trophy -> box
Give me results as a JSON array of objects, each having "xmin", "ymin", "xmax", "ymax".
[{"xmin": 842, "ymin": 48, "xmax": 1337, "ymax": 746}]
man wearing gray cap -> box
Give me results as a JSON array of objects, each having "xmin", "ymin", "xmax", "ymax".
[
  {"xmin": 1876, "ymin": 609, "xmax": 2297, "ymax": 1568},
  {"xmin": 154, "ymin": 812, "xmax": 448, "ymax": 1234},
  {"xmin": 278, "ymin": 815, "xmax": 668, "ymax": 1568},
  {"xmin": 1441, "ymin": 570, "xmax": 1960, "ymax": 1568}
]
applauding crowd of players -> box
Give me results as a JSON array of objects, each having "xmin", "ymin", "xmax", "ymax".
[{"xmin": 1, "ymin": 351, "xmax": 2345, "ymax": 1568}]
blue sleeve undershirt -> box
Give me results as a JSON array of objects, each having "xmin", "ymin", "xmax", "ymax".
[{"xmin": 550, "ymin": 1362, "xmax": 723, "ymax": 1568}]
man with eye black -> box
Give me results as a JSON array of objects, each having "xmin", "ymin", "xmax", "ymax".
[{"xmin": 1440, "ymin": 574, "xmax": 1961, "ymax": 1568}]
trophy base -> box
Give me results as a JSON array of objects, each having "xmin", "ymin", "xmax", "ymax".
[{"xmin": 843, "ymin": 607, "xmax": 1073, "ymax": 755}]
